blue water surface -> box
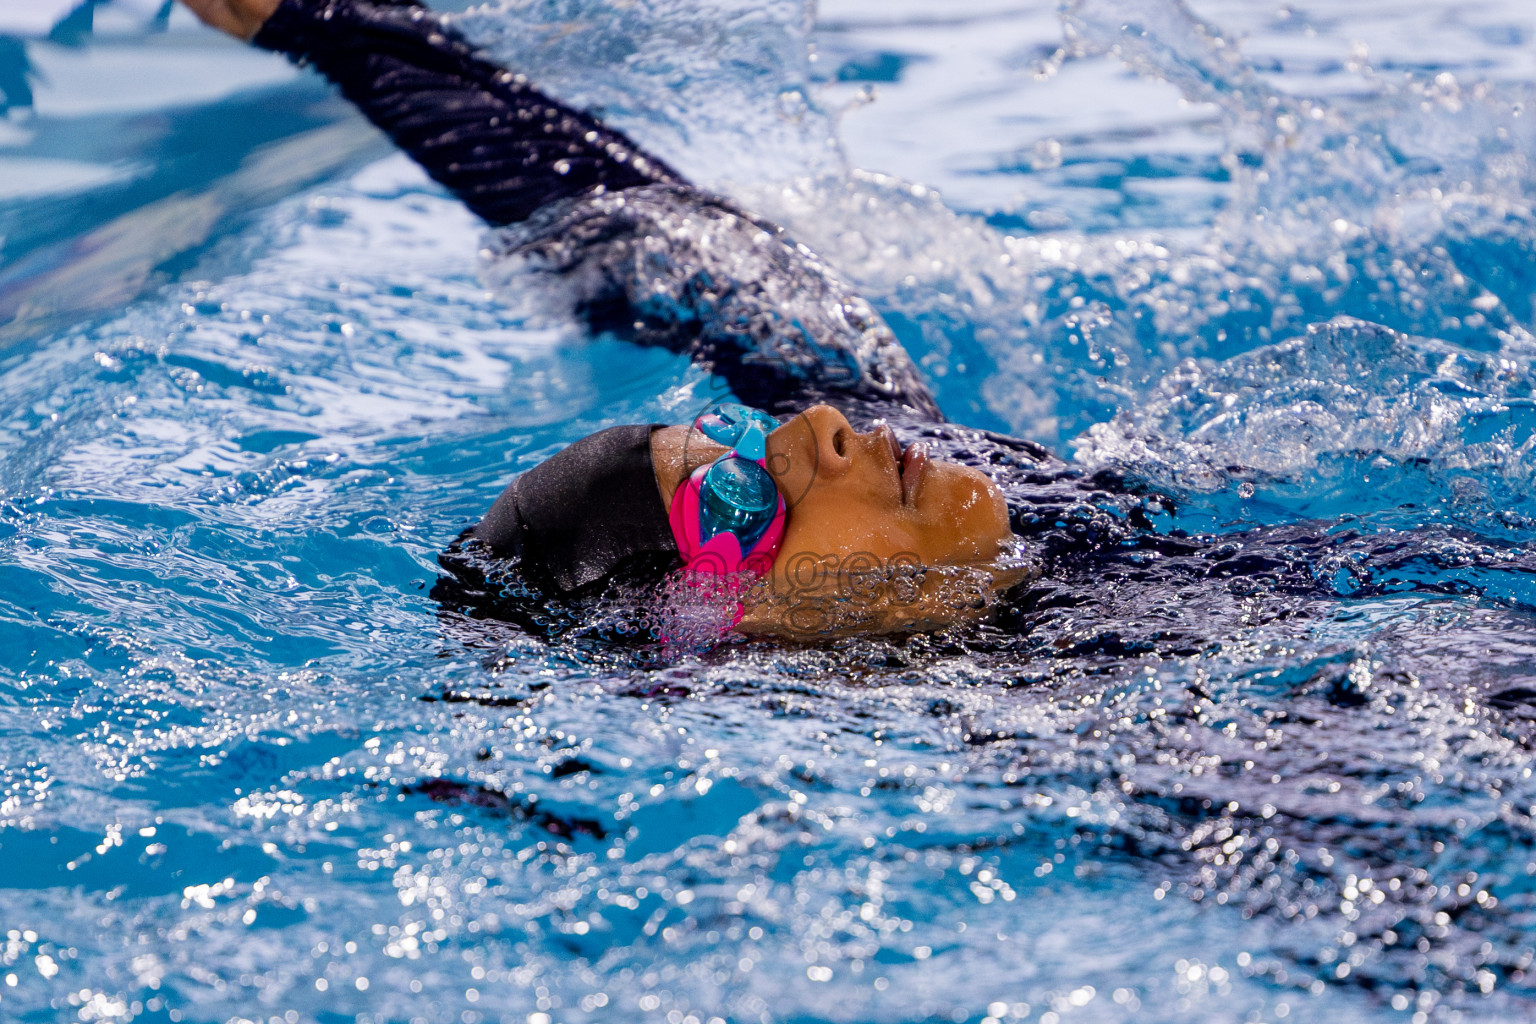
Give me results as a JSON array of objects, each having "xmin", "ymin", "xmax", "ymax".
[{"xmin": 6, "ymin": 1, "xmax": 1536, "ymax": 1022}]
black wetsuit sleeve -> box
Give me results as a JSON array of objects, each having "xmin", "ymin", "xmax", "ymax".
[
  {"xmin": 251, "ymin": 0, "xmax": 687, "ymax": 226},
  {"xmin": 252, "ymin": 0, "xmax": 944, "ymax": 424},
  {"xmin": 498, "ymin": 188, "xmax": 945, "ymax": 423}
]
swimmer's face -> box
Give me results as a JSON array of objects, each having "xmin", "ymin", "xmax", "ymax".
[
  {"xmin": 758, "ymin": 404, "xmax": 1011, "ymax": 573},
  {"xmin": 652, "ymin": 402, "xmax": 1012, "ymax": 582}
]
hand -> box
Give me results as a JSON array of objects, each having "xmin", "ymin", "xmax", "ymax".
[{"xmin": 179, "ymin": 0, "xmax": 284, "ymax": 41}]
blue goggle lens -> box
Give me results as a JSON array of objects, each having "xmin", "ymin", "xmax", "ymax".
[{"xmin": 699, "ymin": 456, "xmax": 778, "ymax": 548}]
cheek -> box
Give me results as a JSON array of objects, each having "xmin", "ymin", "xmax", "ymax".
[
  {"xmin": 765, "ymin": 421, "xmax": 821, "ymax": 505},
  {"xmin": 778, "ymin": 501, "xmax": 917, "ymax": 559},
  {"xmin": 776, "ymin": 471, "xmax": 924, "ymax": 562}
]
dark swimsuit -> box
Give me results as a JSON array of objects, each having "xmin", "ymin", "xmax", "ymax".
[{"xmin": 257, "ymin": 0, "xmax": 1528, "ymax": 647}]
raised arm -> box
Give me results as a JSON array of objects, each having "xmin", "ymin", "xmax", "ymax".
[
  {"xmin": 494, "ymin": 184, "xmax": 944, "ymax": 422},
  {"xmin": 181, "ymin": 0, "xmax": 942, "ymax": 422},
  {"xmin": 191, "ymin": 0, "xmax": 685, "ymax": 226}
]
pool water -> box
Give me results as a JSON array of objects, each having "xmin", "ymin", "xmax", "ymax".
[{"xmin": 5, "ymin": 1, "xmax": 1536, "ymax": 1022}]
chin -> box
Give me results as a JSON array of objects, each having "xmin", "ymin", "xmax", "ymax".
[{"xmin": 922, "ymin": 463, "xmax": 1010, "ymax": 560}]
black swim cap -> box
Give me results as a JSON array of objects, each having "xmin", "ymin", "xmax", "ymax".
[{"xmin": 471, "ymin": 424, "xmax": 679, "ymax": 594}]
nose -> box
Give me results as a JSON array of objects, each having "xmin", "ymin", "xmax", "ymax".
[
  {"xmin": 764, "ymin": 403, "xmax": 858, "ymax": 507},
  {"xmin": 798, "ymin": 405, "xmax": 859, "ymax": 475}
]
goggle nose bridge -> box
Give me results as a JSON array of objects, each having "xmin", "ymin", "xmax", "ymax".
[{"xmin": 695, "ymin": 403, "xmax": 778, "ymax": 451}]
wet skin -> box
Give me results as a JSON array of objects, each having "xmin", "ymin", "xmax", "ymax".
[{"xmin": 651, "ymin": 403, "xmax": 1013, "ymax": 587}]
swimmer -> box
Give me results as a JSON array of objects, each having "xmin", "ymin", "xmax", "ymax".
[
  {"xmin": 181, "ymin": 0, "xmax": 1536, "ymax": 650},
  {"xmin": 182, "ymin": 0, "xmax": 1096, "ymax": 640}
]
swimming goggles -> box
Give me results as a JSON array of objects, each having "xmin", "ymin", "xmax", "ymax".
[{"xmin": 668, "ymin": 402, "xmax": 786, "ymax": 578}]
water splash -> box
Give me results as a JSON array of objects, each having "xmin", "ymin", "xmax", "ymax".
[
  {"xmin": 1079, "ymin": 316, "xmax": 1536, "ymax": 523},
  {"xmin": 454, "ymin": 0, "xmax": 843, "ymax": 189},
  {"xmin": 731, "ymin": 0, "xmax": 1536, "ymax": 526}
]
